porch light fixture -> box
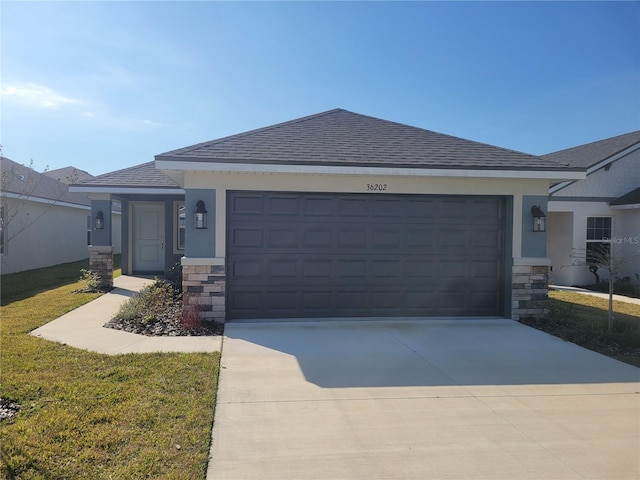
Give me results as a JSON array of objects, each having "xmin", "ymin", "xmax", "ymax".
[
  {"xmin": 531, "ymin": 205, "xmax": 546, "ymax": 232},
  {"xmin": 193, "ymin": 200, "xmax": 208, "ymax": 229},
  {"xmin": 94, "ymin": 211, "xmax": 104, "ymax": 230}
]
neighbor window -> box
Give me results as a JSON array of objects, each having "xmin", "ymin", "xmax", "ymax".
[
  {"xmin": 586, "ymin": 217, "xmax": 612, "ymax": 265},
  {"xmin": 175, "ymin": 203, "xmax": 185, "ymax": 252}
]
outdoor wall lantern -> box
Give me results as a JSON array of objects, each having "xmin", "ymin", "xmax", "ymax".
[
  {"xmin": 94, "ymin": 210, "xmax": 104, "ymax": 230},
  {"xmin": 531, "ymin": 205, "xmax": 546, "ymax": 232},
  {"xmin": 193, "ymin": 200, "xmax": 208, "ymax": 229}
]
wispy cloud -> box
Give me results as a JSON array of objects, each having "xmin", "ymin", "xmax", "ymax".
[{"xmin": 1, "ymin": 82, "xmax": 80, "ymax": 109}]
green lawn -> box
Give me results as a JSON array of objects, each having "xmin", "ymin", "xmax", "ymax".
[
  {"xmin": 1, "ymin": 259, "xmax": 220, "ymax": 480},
  {"xmin": 522, "ymin": 290, "xmax": 640, "ymax": 368}
]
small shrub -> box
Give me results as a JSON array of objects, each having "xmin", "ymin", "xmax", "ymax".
[
  {"xmin": 76, "ymin": 269, "xmax": 102, "ymax": 293},
  {"xmin": 181, "ymin": 300, "xmax": 203, "ymax": 331},
  {"xmin": 166, "ymin": 262, "xmax": 183, "ymax": 293},
  {"xmin": 113, "ymin": 279, "xmax": 178, "ymax": 322}
]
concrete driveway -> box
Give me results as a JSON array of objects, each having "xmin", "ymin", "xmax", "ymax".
[{"xmin": 207, "ymin": 318, "xmax": 640, "ymax": 480}]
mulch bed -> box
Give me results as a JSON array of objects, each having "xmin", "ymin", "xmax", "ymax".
[{"xmin": 104, "ymin": 299, "xmax": 224, "ymax": 337}]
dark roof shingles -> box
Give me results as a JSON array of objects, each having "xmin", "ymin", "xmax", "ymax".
[
  {"xmin": 542, "ymin": 130, "xmax": 640, "ymax": 169},
  {"xmin": 610, "ymin": 187, "xmax": 640, "ymax": 206},
  {"xmin": 74, "ymin": 162, "xmax": 180, "ymax": 188},
  {"xmin": 157, "ymin": 109, "xmax": 573, "ymax": 171}
]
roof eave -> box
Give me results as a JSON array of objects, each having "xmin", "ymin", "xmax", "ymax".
[
  {"xmin": 69, "ymin": 185, "xmax": 185, "ymax": 195},
  {"xmin": 155, "ymin": 159, "xmax": 585, "ymax": 181}
]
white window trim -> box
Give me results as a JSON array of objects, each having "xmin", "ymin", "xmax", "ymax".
[
  {"xmin": 173, "ymin": 201, "xmax": 185, "ymax": 254},
  {"xmin": 585, "ymin": 216, "xmax": 613, "ymax": 265}
]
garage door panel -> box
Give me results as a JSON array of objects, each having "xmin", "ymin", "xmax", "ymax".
[
  {"xmin": 404, "ymin": 290, "xmax": 436, "ymax": 310},
  {"xmin": 268, "ymin": 228, "xmax": 299, "ymax": 248},
  {"xmin": 268, "ymin": 196, "xmax": 299, "ymax": 215},
  {"xmin": 230, "ymin": 228, "xmax": 263, "ymax": 247},
  {"xmin": 230, "ymin": 259, "xmax": 262, "ymax": 279},
  {"xmin": 303, "ymin": 259, "xmax": 332, "ymax": 278},
  {"xmin": 337, "ymin": 198, "xmax": 368, "ymax": 217},
  {"xmin": 303, "ymin": 197, "xmax": 334, "ymax": 216},
  {"xmin": 371, "ymin": 290, "xmax": 401, "ymax": 309},
  {"xmin": 230, "ymin": 194, "xmax": 264, "ymax": 215},
  {"xmin": 303, "ymin": 229, "xmax": 333, "ymax": 248},
  {"xmin": 406, "ymin": 260, "xmax": 435, "ymax": 278},
  {"xmin": 227, "ymin": 192, "xmax": 505, "ymax": 320},
  {"xmin": 372, "ymin": 198, "xmax": 404, "ymax": 217},
  {"xmin": 405, "ymin": 228, "xmax": 435, "ymax": 248},
  {"xmin": 337, "ymin": 259, "xmax": 367, "ymax": 278},
  {"xmin": 371, "ymin": 259, "xmax": 402, "ymax": 278},
  {"xmin": 472, "ymin": 229, "xmax": 503, "ymax": 248},
  {"xmin": 336, "ymin": 289, "xmax": 368, "ymax": 311},
  {"xmin": 337, "ymin": 230, "xmax": 367, "ymax": 248}
]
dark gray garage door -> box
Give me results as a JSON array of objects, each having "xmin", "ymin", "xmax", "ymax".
[{"xmin": 226, "ymin": 191, "xmax": 505, "ymax": 320}]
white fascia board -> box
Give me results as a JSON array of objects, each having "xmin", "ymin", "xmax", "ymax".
[
  {"xmin": 156, "ymin": 160, "xmax": 585, "ymax": 181},
  {"xmin": 0, "ymin": 191, "xmax": 91, "ymax": 210},
  {"xmin": 586, "ymin": 142, "xmax": 640, "ymax": 175},
  {"xmin": 610, "ymin": 203, "xmax": 640, "ymax": 210},
  {"xmin": 550, "ymin": 142, "xmax": 640, "ymax": 195},
  {"xmin": 549, "ymin": 181, "xmax": 573, "ymax": 195},
  {"xmin": 69, "ymin": 186, "xmax": 184, "ymax": 195}
]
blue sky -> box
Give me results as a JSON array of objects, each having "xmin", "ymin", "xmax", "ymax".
[{"xmin": 1, "ymin": 1, "xmax": 639, "ymax": 176}]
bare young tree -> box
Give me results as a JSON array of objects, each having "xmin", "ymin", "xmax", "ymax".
[{"xmin": 569, "ymin": 242, "xmax": 640, "ymax": 331}]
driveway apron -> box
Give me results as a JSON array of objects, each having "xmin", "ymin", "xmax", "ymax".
[{"xmin": 207, "ymin": 318, "xmax": 640, "ymax": 480}]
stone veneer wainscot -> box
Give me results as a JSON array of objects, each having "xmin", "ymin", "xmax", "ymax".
[
  {"xmin": 511, "ymin": 263, "xmax": 549, "ymax": 320},
  {"xmin": 182, "ymin": 259, "xmax": 226, "ymax": 322},
  {"xmin": 88, "ymin": 245, "xmax": 114, "ymax": 290}
]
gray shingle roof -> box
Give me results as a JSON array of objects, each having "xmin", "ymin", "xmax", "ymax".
[
  {"xmin": 1, "ymin": 157, "xmax": 91, "ymax": 206},
  {"xmin": 44, "ymin": 166, "xmax": 93, "ymax": 184},
  {"xmin": 610, "ymin": 187, "xmax": 640, "ymax": 206},
  {"xmin": 73, "ymin": 161, "xmax": 180, "ymax": 188},
  {"xmin": 542, "ymin": 130, "xmax": 640, "ymax": 169},
  {"xmin": 157, "ymin": 109, "xmax": 575, "ymax": 171}
]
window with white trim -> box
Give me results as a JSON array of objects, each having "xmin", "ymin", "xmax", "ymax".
[
  {"xmin": 86, "ymin": 215, "xmax": 92, "ymax": 246},
  {"xmin": 174, "ymin": 202, "xmax": 185, "ymax": 253},
  {"xmin": 586, "ymin": 217, "xmax": 612, "ymax": 265}
]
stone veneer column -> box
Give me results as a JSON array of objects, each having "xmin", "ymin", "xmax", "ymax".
[
  {"xmin": 88, "ymin": 245, "xmax": 114, "ymax": 290},
  {"xmin": 182, "ymin": 261, "xmax": 226, "ymax": 323},
  {"xmin": 511, "ymin": 264, "xmax": 549, "ymax": 320}
]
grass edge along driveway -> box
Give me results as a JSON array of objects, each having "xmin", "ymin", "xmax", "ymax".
[{"xmin": 1, "ymin": 259, "xmax": 220, "ymax": 480}]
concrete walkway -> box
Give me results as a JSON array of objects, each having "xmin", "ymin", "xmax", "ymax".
[
  {"xmin": 208, "ymin": 319, "xmax": 640, "ymax": 480},
  {"xmin": 30, "ymin": 275, "xmax": 222, "ymax": 355},
  {"xmin": 550, "ymin": 284, "xmax": 640, "ymax": 305}
]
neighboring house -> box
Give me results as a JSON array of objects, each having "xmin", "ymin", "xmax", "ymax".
[
  {"xmin": 0, "ymin": 157, "xmax": 122, "ymax": 274},
  {"xmin": 44, "ymin": 166, "xmax": 94, "ymax": 184},
  {"xmin": 71, "ymin": 109, "xmax": 584, "ymax": 321},
  {"xmin": 544, "ymin": 131, "xmax": 640, "ymax": 287}
]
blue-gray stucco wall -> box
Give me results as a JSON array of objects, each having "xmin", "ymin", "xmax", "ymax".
[
  {"xmin": 521, "ymin": 195, "xmax": 548, "ymax": 258},
  {"xmin": 185, "ymin": 189, "xmax": 216, "ymax": 258},
  {"xmin": 90, "ymin": 199, "xmax": 112, "ymax": 247}
]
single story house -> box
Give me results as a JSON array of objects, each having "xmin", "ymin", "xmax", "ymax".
[
  {"xmin": 1, "ymin": 157, "xmax": 122, "ymax": 274},
  {"xmin": 71, "ymin": 109, "xmax": 585, "ymax": 321},
  {"xmin": 544, "ymin": 131, "xmax": 640, "ymax": 287}
]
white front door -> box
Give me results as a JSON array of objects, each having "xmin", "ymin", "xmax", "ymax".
[{"xmin": 133, "ymin": 203, "xmax": 165, "ymax": 272}]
